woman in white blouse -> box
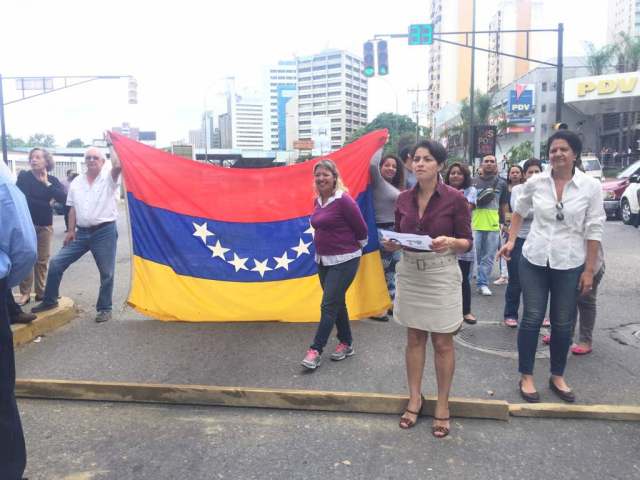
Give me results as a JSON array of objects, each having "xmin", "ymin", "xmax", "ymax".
[{"xmin": 498, "ymin": 130, "xmax": 606, "ymax": 404}]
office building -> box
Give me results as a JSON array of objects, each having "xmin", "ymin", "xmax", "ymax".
[
  {"xmin": 264, "ymin": 61, "xmax": 297, "ymax": 151},
  {"xmin": 296, "ymin": 49, "xmax": 368, "ymax": 153}
]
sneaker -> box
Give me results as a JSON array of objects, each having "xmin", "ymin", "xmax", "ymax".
[
  {"xmin": 542, "ymin": 317, "xmax": 551, "ymax": 327},
  {"xmin": 493, "ymin": 276, "xmax": 508, "ymax": 285},
  {"xmin": 31, "ymin": 301, "xmax": 59, "ymax": 314},
  {"xmin": 95, "ymin": 311, "xmax": 112, "ymax": 323},
  {"xmin": 542, "ymin": 334, "xmax": 551, "ymax": 345},
  {"xmin": 330, "ymin": 342, "xmax": 355, "ymax": 361},
  {"xmin": 301, "ymin": 348, "xmax": 322, "ymax": 370},
  {"xmin": 478, "ymin": 286, "xmax": 492, "ymax": 296},
  {"xmin": 370, "ymin": 315, "xmax": 389, "ymax": 322},
  {"xmin": 503, "ymin": 318, "xmax": 518, "ymax": 328}
]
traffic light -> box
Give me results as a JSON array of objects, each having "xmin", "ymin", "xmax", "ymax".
[
  {"xmin": 128, "ymin": 77, "xmax": 138, "ymax": 104},
  {"xmin": 377, "ymin": 40, "xmax": 389, "ymax": 76},
  {"xmin": 363, "ymin": 41, "xmax": 375, "ymax": 78}
]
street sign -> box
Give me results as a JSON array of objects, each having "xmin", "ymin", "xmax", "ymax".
[{"xmin": 408, "ymin": 24, "xmax": 433, "ymax": 45}]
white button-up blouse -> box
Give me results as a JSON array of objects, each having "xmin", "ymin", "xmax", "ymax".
[{"xmin": 514, "ymin": 168, "xmax": 606, "ymax": 270}]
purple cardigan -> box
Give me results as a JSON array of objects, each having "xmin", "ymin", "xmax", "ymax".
[{"xmin": 310, "ymin": 192, "xmax": 368, "ymax": 256}]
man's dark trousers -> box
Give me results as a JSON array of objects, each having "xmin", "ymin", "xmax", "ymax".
[{"xmin": 0, "ymin": 278, "xmax": 26, "ymax": 479}]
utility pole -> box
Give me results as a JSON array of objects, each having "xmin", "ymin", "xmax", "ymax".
[
  {"xmin": 408, "ymin": 85, "xmax": 429, "ymax": 142},
  {"xmin": 555, "ymin": 23, "xmax": 564, "ymax": 123},
  {"xmin": 468, "ymin": 0, "xmax": 477, "ymax": 166}
]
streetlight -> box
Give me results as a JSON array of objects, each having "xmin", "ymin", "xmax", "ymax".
[{"xmin": 1, "ymin": 74, "xmax": 136, "ymax": 164}]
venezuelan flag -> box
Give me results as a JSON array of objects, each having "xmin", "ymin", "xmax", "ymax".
[{"xmin": 111, "ymin": 129, "xmax": 391, "ymax": 322}]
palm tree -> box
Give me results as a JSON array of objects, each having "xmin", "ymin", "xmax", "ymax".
[
  {"xmin": 615, "ymin": 32, "xmax": 640, "ymax": 72},
  {"xmin": 584, "ymin": 42, "xmax": 615, "ymax": 75},
  {"xmin": 446, "ymin": 91, "xmax": 497, "ymax": 160}
]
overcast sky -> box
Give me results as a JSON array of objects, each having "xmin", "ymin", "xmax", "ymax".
[{"xmin": 1, "ymin": 0, "xmax": 607, "ymax": 146}]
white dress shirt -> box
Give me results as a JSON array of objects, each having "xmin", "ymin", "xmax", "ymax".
[
  {"xmin": 514, "ymin": 168, "xmax": 605, "ymax": 270},
  {"xmin": 66, "ymin": 166, "xmax": 119, "ymax": 227}
]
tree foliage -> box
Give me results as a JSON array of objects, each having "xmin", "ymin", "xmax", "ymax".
[
  {"xmin": 507, "ymin": 140, "xmax": 534, "ymax": 164},
  {"xmin": 348, "ymin": 112, "xmax": 430, "ymax": 156},
  {"xmin": 615, "ymin": 32, "xmax": 640, "ymax": 72},
  {"xmin": 6, "ymin": 134, "xmax": 27, "ymax": 149},
  {"xmin": 584, "ymin": 42, "xmax": 616, "ymax": 75},
  {"xmin": 66, "ymin": 138, "xmax": 84, "ymax": 148},
  {"xmin": 27, "ymin": 133, "xmax": 56, "ymax": 147}
]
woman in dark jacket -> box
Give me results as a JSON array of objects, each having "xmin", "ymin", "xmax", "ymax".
[{"xmin": 16, "ymin": 148, "xmax": 66, "ymax": 305}]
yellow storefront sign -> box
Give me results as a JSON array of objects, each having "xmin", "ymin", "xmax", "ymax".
[{"xmin": 577, "ymin": 77, "xmax": 638, "ymax": 97}]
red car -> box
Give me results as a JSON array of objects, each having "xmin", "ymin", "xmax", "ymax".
[{"xmin": 602, "ymin": 160, "xmax": 640, "ymax": 219}]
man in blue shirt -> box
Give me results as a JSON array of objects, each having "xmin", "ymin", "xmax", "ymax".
[{"xmin": 0, "ymin": 167, "xmax": 37, "ymax": 480}]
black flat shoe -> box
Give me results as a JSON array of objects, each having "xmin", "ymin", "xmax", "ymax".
[
  {"xmin": 519, "ymin": 380, "xmax": 540, "ymax": 403},
  {"xmin": 549, "ymin": 378, "xmax": 575, "ymax": 403}
]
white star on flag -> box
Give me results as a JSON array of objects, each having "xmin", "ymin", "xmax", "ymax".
[
  {"xmin": 192, "ymin": 222, "xmax": 214, "ymax": 244},
  {"xmin": 251, "ymin": 258, "xmax": 273, "ymax": 278},
  {"xmin": 291, "ymin": 238, "xmax": 312, "ymax": 258},
  {"xmin": 304, "ymin": 224, "xmax": 315, "ymax": 236},
  {"xmin": 228, "ymin": 253, "xmax": 249, "ymax": 272},
  {"xmin": 207, "ymin": 240, "xmax": 229, "ymax": 260},
  {"xmin": 273, "ymin": 252, "xmax": 295, "ymax": 270}
]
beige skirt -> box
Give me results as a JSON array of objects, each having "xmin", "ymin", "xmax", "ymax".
[{"xmin": 393, "ymin": 250, "xmax": 463, "ymax": 333}]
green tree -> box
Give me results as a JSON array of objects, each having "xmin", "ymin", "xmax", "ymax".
[
  {"xmin": 507, "ymin": 140, "xmax": 534, "ymax": 164},
  {"xmin": 584, "ymin": 42, "xmax": 615, "ymax": 75},
  {"xmin": 6, "ymin": 134, "xmax": 27, "ymax": 149},
  {"xmin": 446, "ymin": 91, "xmax": 498, "ymax": 159},
  {"xmin": 615, "ymin": 31, "xmax": 640, "ymax": 72},
  {"xmin": 348, "ymin": 112, "xmax": 430, "ymax": 156},
  {"xmin": 27, "ymin": 133, "xmax": 56, "ymax": 147},
  {"xmin": 66, "ymin": 138, "xmax": 84, "ymax": 148}
]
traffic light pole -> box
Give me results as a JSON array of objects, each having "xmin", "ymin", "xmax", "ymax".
[
  {"xmin": 468, "ymin": 0, "xmax": 476, "ymax": 166},
  {"xmin": 1, "ymin": 74, "xmax": 134, "ymax": 165}
]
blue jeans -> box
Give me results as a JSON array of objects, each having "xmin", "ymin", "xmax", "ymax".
[
  {"xmin": 474, "ymin": 230, "xmax": 500, "ymax": 288},
  {"xmin": 380, "ymin": 248, "xmax": 400, "ymax": 301},
  {"xmin": 518, "ymin": 257, "xmax": 584, "ymax": 376},
  {"xmin": 43, "ymin": 222, "xmax": 118, "ymax": 312},
  {"xmin": 503, "ymin": 237, "xmax": 525, "ymax": 320},
  {"xmin": 311, "ymin": 257, "xmax": 360, "ymax": 354},
  {"xmin": 0, "ymin": 279, "xmax": 27, "ymax": 480}
]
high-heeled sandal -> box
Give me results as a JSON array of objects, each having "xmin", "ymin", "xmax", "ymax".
[
  {"xmin": 399, "ymin": 395, "xmax": 424, "ymax": 429},
  {"xmin": 431, "ymin": 417, "xmax": 451, "ymax": 438}
]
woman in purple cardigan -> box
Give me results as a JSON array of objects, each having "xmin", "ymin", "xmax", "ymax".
[{"xmin": 301, "ymin": 159, "xmax": 368, "ymax": 370}]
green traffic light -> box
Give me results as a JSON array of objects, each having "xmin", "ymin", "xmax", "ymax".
[
  {"xmin": 378, "ymin": 66, "xmax": 388, "ymax": 76},
  {"xmin": 364, "ymin": 66, "xmax": 375, "ymax": 77}
]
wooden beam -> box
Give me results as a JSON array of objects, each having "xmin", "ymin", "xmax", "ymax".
[
  {"xmin": 510, "ymin": 403, "xmax": 640, "ymax": 421},
  {"xmin": 15, "ymin": 379, "xmax": 510, "ymax": 421}
]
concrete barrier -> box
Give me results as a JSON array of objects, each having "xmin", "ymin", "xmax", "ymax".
[{"xmin": 12, "ymin": 297, "xmax": 76, "ymax": 347}]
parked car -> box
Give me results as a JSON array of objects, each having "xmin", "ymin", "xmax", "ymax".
[
  {"xmin": 620, "ymin": 173, "xmax": 640, "ymax": 226},
  {"xmin": 601, "ymin": 160, "xmax": 640, "ymax": 219},
  {"xmin": 580, "ymin": 155, "xmax": 603, "ymax": 180}
]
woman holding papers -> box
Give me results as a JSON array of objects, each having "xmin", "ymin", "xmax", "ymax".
[
  {"xmin": 382, "ymin": 140, "xmax": 472, "ymax": 438},
  {"xmin": 301, "ymin": 160, "xmax": 368, "ymax": 371}
]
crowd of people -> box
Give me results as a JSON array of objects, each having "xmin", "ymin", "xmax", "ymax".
[{"xmin": 302, "ymin": 129, "xmax": 606, "ymax": 438}]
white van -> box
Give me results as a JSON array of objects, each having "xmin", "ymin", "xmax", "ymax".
[{"xmin": 580, "ymin": 155, "xmax": 603, "ymax": 180}]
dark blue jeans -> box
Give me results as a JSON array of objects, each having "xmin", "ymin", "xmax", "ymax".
[
  {"xmin": 0, "ymin": 278, "xmax": 27, "ymax": 480},
  {"xmin": 43, "ymin": 222, "xmax": 117, "ymax": 312},
  {"xmin": 503, "ymin": 237, "xmax": 525, "ymax": 320},
  {"xmin": 518, "ymin": 257, "xmax": 584, "ymax": 376},
  {"xmin": 311, "ymin": 257, "xmax": 360, "ymax": 354}
]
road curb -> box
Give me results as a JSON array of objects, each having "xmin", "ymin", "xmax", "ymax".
[
  {"xmin": 15, "ymin": 379, "xmax": 509, "ymax": 421},
  {"xmin": 12, "ymin": 297, "xmax": 77, "ymax": 347}
]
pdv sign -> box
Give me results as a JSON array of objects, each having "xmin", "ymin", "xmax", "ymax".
[{"xmin": 508, "ymin": 83, "xmax": 535, "ymax": 114}]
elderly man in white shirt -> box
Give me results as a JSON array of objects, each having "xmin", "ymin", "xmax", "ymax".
[
  {"xmin": 32, "ymin": 142, "xmax": 122, "ymax": 322},
  {"xmin": 498, "ymin": 130, "xmax": 605, "ymax": 404}
]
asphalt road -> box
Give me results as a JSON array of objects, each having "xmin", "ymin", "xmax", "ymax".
[{"xmin": 13, "ymin": 207, "xmax": 640, "ymax": 479}]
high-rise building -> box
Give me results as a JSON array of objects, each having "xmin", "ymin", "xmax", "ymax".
[
  {"xmin": 296, "ymin": 49, "xmax": 368, "ymax": 152},
  {"xmin": 264, "ymin": 61, "xmax": 297, "ymax": 151},
  {"xmin": 486, "ymin": 0, "xmax": 546, "ymax": 92},
  {"xmin": 427, "ymin": 0, "xmax": 475, "ymax": 128},
  {"xmin": 224, "ymin": 82, "xmax": 265, "ymax": 150},
  {"xmin": 607, "ymin": 0, "xmax": 640, "ymax": 43}
]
